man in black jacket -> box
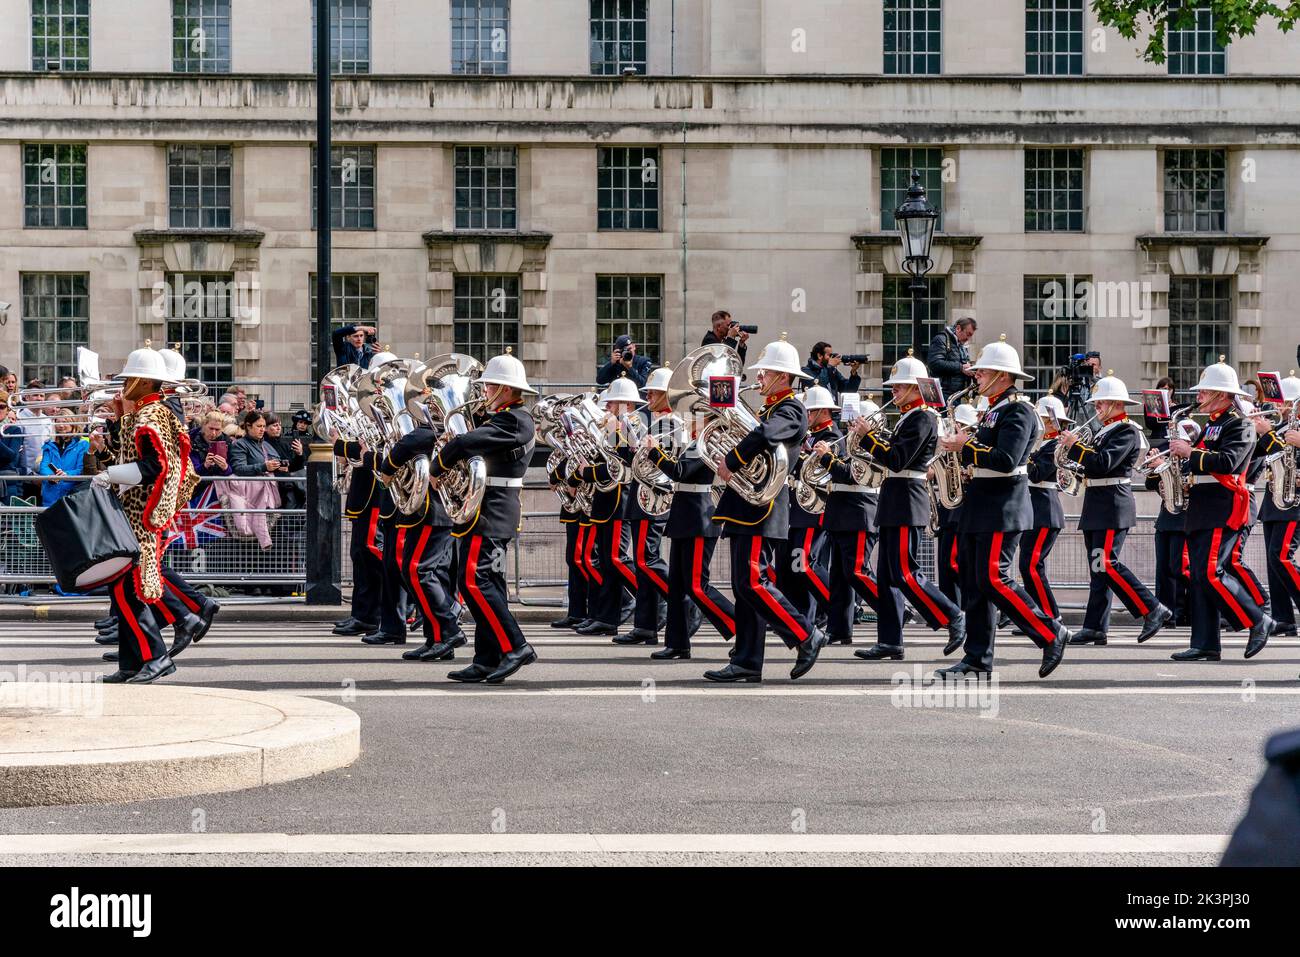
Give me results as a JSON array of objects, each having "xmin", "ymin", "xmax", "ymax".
[
  {"xmin": 701, "ymin": 309, "xmax": 749, "ymax": 365},
  {"xmin": 1167, "ymin": 359, "xmax": 1274, "ymax": 661},
  {"xmin": 389, "ymin": 350, "xmax": 537, "ymax": 683},
  {"xmin": 1059, "ymin": 375, "xmax": 1172, "ymax": 645},
  {"xmin": 839, "ymin": 354, "xmax": 964, "ymax": 660},
  {"xmin": 331, "ymin": 324, "xmax": 378, "ymax": 369},
  {"xmin": 596, "ymin": 335, "xmax": 653, "ymax": 389},
  {"xmin": 935, "ymin": 336, "xmax": 1071, "ymax": 679},
  {"xmin": 926, "ymin": 317, "xmax": 977, "ymax": 401},
  {"xmin": 1022, "ymin": 396, "xmax": 1068, "ymax": 627},
  {"xmin": 704, "ymin": 336, "xmax": 827, "ymax": 682},
  {"xmin": 801, "ymin": 342, "xmax": 862, "ymax": 408},
  {"xmin": 779, "ymin": 385, "xmax": 838, "ymax": 627}
]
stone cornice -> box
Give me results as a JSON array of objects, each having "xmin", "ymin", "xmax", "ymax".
[
  {"xmin": 134, "ymin": 228, "xmax": 265, "ymax": 246},
  {"xmin": 1136, "ymin": 233, "xmax": 1269, "ymax": 249},
  {"xmin": 852, "ymin": 232, "xmax": 982, "ymax": 249},
  {"xmin": 422, "ymin": 230, "xmax": 553, "ymax": 248}
]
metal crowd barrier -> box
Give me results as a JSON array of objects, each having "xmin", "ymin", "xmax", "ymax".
[{"xmin": 0, "ymin": 474, "xmax": 306, "ymax": 589}]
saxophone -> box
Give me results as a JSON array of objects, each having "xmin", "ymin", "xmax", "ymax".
[
  {"xmin": 1265, "ymin": 411, "xmax": 1300, "ymax": 511},
  {"xmin": 1137, "ymin": 408, "xmax": 1201, "ymax": 515},
  {"xmin": 933, "ymin": 387, "xmax": 974, "ymax": 509}
]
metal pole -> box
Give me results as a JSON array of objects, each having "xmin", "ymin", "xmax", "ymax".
[
  {"xmin": 911, "ymin": 277, "xmax": 924, "ymax": 358},
  {"xmin": 307, "ymin": 0, "xmax": 341, "ymax": 606}
]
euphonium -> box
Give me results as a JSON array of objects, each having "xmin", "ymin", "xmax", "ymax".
[
  {"xmin": 405, "ymin": 353, "xmax": 487, "ymax": 525},
  {"xmin": 532, "ymin": 394, "xmax": 587, "ymax": 512},
  {"xmin": 933, "ymin": 387, "xmax": 974, "ymax": 509},
  {"xmin": 1054, "ymin": 425, "xmax": 1091, "ymax": 496},
  {"xmin": 354, "ymin": 357, "xmax": 429, "ymax": 514},
  {"xmin": 560, "ymin": 395, "xmax": 627, "ymax": 491},
  {"xmin": 794, "ymin": 442, "xmax": 835, "ymax": 514},
  {"xmin": 843, "ymin": 401, "xmax": 893, "ymax": 489},
  {"xmin": 631, "ymin": 414, "xmax": 682, "ymax": 518},
  {"xmin": 668, "ymin": 345, "xmax": 787, "ymax": 506}
]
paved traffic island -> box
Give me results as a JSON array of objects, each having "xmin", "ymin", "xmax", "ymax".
[{"xmin": 0, "ymin": 684, "xmax": 359, "ymax": 807}]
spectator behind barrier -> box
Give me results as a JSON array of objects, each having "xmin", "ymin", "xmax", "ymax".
[
  {"xmin": 37, "ymin": 410, "xmax": 89, "ymax": 506},
  {"xmin": 264, "ymin": 412, "xmax": 306, "ymax": 510},
  {"xmin": 190, "ymin": 411, "xmax": 233, "ymax": 477},
  {"xmin": 14, "ymin": 379, "xmax": 53, "ymax": 482},
  {"xmin": 0, "ymin": 391, "xmax": 24, "ymax": 501},
  {"xmin": 225, "ymin": 410, "xmax": 282, "ymax": 550}
]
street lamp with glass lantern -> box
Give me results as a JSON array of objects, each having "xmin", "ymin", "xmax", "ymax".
[{"xmin": 893, "ymin": 169, "xmax": 939, "ymax": 358}]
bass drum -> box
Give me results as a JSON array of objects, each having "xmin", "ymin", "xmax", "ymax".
[{"xmin": 35, "ymin": 484, "xmax": 139, "ymax": 591}]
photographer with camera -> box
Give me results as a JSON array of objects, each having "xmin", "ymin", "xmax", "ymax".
[
  {"xmin": 926, "ymin": 317, "xmax": 977, "ymax": 400},
  {"xmin": 701, "ymin": 310, "xmax": 754, "ymax": 363},
  {"xmin": 596, "ymin": 334, "xmax": 652, "ymax": 389},
  {"xmin": 1063, "ymin": 351, "xmax": 1102, "ymax": 424},
  {"xmin": 802, "ymin": 342, "xmax": 862, "ymax": 408},
  {"xmin": 331, "ymin": 324, "xmax": 378, "ymax": 370}
]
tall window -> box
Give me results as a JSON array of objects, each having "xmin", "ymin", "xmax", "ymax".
[
  {"xmin": 311, "ymin": 146, "xmax": 375, "ymax": 230},
  {"xmin": 31, "ymin": 0, "xmax": 89, "ymax": 71},
  {"xmin": 597, "ymin": 147, "xmax": 659, "ymax": 230},
  {"xmin": 162, "ymin": 273, "xmax": 237, "ymax": 388},
  {"xmin": 309, "ymin": 274, "xmax": 377, "ymax": 380},
  {"xmin": 168, "ymin": 144, "xmax": 233, "ymax": 229},
  {"xmin": 1022, "ymin": 275, "xmax": 1091, "ymax": 396},
  {"xmin": 883, "ymin": 0, "xmax": 941, "ymax": 75},
  {"xmin": 451, "ymin": 0, "xmax": 509, "ymax": 75},
  {"xmin": 596, "ymin": 276, "xmax": 662, "ymax": 368},
  {"xmin": 20, "ymin": 273, "xmax": 89, "ymax": 385},
  {"xmin": 882, "ymin": 276, "xmax": 947, "ymax": 369},
  {"xmin": 312, "ymin": 0, "xmax": 370, "ymax": 74},
  {"xmin": 23, "ymin": 143, "xmax": 87, "ymax": 228},
  {"xmin": 454, "ymin": 275, "xmax": 520, "ymax": 364},
  {"xmin": 454, "ymin": 146, "xmax": 517, "ymax": 230},
  {"xmin": 1163, "ymin": 148, "xmax": 1226, "ymax": 232},
  {"xmin": 1025, "ymin": 0, "xmax": 1083, "ymax": 76},
  {"xmin": 1167, "ymin": 0, "xmax": 1225, "ymax": 75},
  {"xmin": 880, "ymin": 148, "xmax": 944, "ymax": 231},
  {"xmin": 590, "ymin": 0, "xmax": 647, "ymax": 75},
  {"xmin": 1168, "ymin": 277, "xmax": 1231, "ymax": 391},
  {"xmin": 172, "ymin": 0, "xmax": 232, "ymax": 73},
  {"xmin": 1024, "ymin": 147, "xmax": 1085, "ymax": 232}
]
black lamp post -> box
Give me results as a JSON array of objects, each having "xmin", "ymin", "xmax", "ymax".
[{"xmin": 893, "ymin": 169, "xmax": 939, "ymax": 358}]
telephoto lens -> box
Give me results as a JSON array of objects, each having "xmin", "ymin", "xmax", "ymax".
[{"xmin": 737, "ymin": 324, "xmax": 759, "ymax": 334}]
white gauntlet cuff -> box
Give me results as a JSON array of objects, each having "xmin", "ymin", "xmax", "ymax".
[{"xmin": 104, "ymin": 462, "xmax": 143, "ymax": 487}]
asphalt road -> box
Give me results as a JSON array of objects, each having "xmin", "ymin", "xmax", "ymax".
[{"xmin": 2, "ymin": 616, "xmax": 1297, "ymax": 866}]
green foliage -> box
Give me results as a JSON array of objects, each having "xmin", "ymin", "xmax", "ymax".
[{"xmin": 1091, "ymin": 0, "xmax": 1299, "ymax": 62}]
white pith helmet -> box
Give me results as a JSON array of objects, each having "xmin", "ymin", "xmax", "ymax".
[
  {"xmin": 598, "ymin": 375, "xmax": 645, "ymax": 406},
  {"xmin": 970, "ymin": 334, "xmax": 1032, "ymax": 381},
  {"xmin": 157, "ymin": 343, "xmax": 187, "ymax": 382},
  {"xmin": 883, "ymin": 353, "xmax": 928, "ymax": 387},
  {"xmin": 479, "ymin": 348, "xmax": 535, "ymax": 394},
  {"xmin": 955, "ymin": 404, "xmax": 979, "ymax": 428},
  {"xmin": 642, "ymin": 366, "xmax": 672, "ymax": 394},
  {"xmin": 975, "ymin": 395, "xmax": 990, "ymax": 413},
  {"xmin": 1087, "ymin": 372, "xmax": 1140, "ymax": 406},
  {"xmin": 1281, "ymin": 372, "xmax": 1300, "ymax": 403},
  {"xmin": 368, "ymin": 350, "xmax": 399, "ymax": 369},
  {"xmin": 1035, "ymin": 394, "xmax": 1072, "ymax": 423},
  {"xmin": 799, "ymin": 385, "xmax": 838, "ymax": 411},
  {"xmin": 748, "ymin": 334, "xmax": 813, "ymax": 380},
  {"xmin": 857, "ymin": 397, "xmax": 882, "ymax": 419},
  {"xmin": 118, "ymin": 343, "xmax": 180, "ymax": 384},
  {"xmin": 1192, "ymin": 357, "xmax": 1250, "ymax": 397}
]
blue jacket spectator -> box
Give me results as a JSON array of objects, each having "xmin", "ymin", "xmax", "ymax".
[
  {"xmin": 331, "ymin": 324, "xmax": 378, "ymax": 369},
  {"xmin": 801, "ymin": 342, "xmax": 862, "ymax": 407},
  {"xmin": 596, "ymin": 334, "xmax": 653, "ymax": 389},
  {"xmin": 0, "ymin": 425, "xmax": 23, "ymax": 502},
  {"xmin": 38, "ymin": 433, "xmax": 89, "ymax": 506}
]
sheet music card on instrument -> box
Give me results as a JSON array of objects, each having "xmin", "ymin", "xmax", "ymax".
[
  {"xmin": 1256, "ymin": 371, "xmax": 1284, "ymax": 404},
  {"xmin": 916, "ymin": 376, "xmax": 945, "ymax": 409},
  {"xmin": 1141, "ymin": 389, "xmax": 1171, "ymax": 422},
  {"xmin": 708, "ymin": 375, "xmax": 738, "ymax": 409},
  {"xmin": 841, "ymin": 393, "xmax": 860, "ymax": 422}
]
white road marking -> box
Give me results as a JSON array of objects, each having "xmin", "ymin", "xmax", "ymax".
[
  {"xmin": 289, "ymin": 685, "xmax": 1300, "ymax": 698},
  {"xmin": 0, "ymin": 832, "xmax": 1228, "ymax": 855}
]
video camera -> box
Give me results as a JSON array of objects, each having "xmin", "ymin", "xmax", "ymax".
[{"xmin": 1065, "ymin": 350, "xmax": 1101, "ymax": 423}]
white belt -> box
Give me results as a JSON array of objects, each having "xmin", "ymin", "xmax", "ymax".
[
  {"xmin": 886, "ymin": 470, "xmax": 927, "ymax": 481},
  {"xmin": 485, "ymin": 476, "xmax": 523, "ymax": 488},
  {"xmin": 1191, "ymin": 475, "xmax": 1225, "ymax": 485},
  {"xmin": 677, "ymin": 483, "xmax": 712, "ymax": 493},
  {"xmin": 971, "ymin": 466, "xmax": 1028, "ymax": 479},
  {"xmin": 1087, "ymin": 477, "xmax": 1131, "ymax": 487},
  {"xmin": 1029, "ymin": 481, "xmax": 1056, "ymax": 490},
  {"xmin": 830, "ymin": 483, "xmax": 879, "ymax": 495}
]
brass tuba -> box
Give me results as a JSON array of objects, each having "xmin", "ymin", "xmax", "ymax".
[
  {"xmin": 404, "ymin": 353, "xmax": 487, "ymax": 525},
  {"xmin": 314, "ymin": 363, "xmax": 381, "ymax": 493},
  {"xmin": 631, "ymin": 414, "xmax": 683, "ymax": 517},
  {"xmin": 559, "ymin": 395, "xmax": 628, "ymax": 490},
  {"xmin": 355, "ymin": 357, "xmax": 430, "ymax": 514},
  {"xmin": 668, "ymin": 345, "xmax": 788, "ymax": 506}
]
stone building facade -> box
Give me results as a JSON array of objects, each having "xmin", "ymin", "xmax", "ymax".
[{"xmin": 0, "ymin": 0, "xmax": 1298, "ymax": 405}]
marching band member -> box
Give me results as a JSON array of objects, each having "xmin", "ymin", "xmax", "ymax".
[
  {"xmin": 705, "ymin": 336, "xmax": 828, "ymax": 683},
  {"xmin": 1167, "ymin": 359, "xmax": 1274, "ymax": 661},
  {"xmin": 402, "ymin": 350, "xmax": 537, "ymax": 683},
  {"xmin": 1059, "ymin": 374, "xmax": 1173, "ymax": 645},
  {"xmin": 549, "ymin": 455, "xmax": 590, "ymax": 631},
  {"xmin": 573, "ymin": 383, "xmax": 639, "ymax": 638},
  {"xmin": 1252, "ymin": 373, "xmax": 1300, "ymax": 637},
  {"xmin": 91, "ymin": 346, "xmax": 189, "ymax": 683},
  {"xmin": 611, "ymin": 374, "xmax": 671, "ymax": 646},
  {"xmin": 1020, "ymin": 395, "xmax": 1068, "ymax": 628},
  {"xmin": 780, "ymin": 386, "xmax": 839, "ymax": 626},
  {"xmin": 933, "ymin": 402, "xmax": 978, "ymax": 610},
  {"xmin": 645, "ymin": 402, "xmax": 734, "ymax": 659},
  {"xmin": 842, "ymin": 354, "xmax": 964, "ymax": 661},
  {"xmin": 1144, "ymin": 378, "xmax": 1188, "ymax": 627},
  {"xmin": 935, "ymin": 336, "xmax": 1070, "ymax": 679},
  {"xmin": 1227, "ymin": 399, "xmax": 1272, "ymax": 621},
  {"xmin": 817, "ymin": 395, "xmax": 886, "ymax": 646}
]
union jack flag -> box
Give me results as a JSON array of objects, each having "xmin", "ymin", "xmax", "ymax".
[{"xmin": 166, "ymin": 484, "xmax": 227, "ymax": 550}]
